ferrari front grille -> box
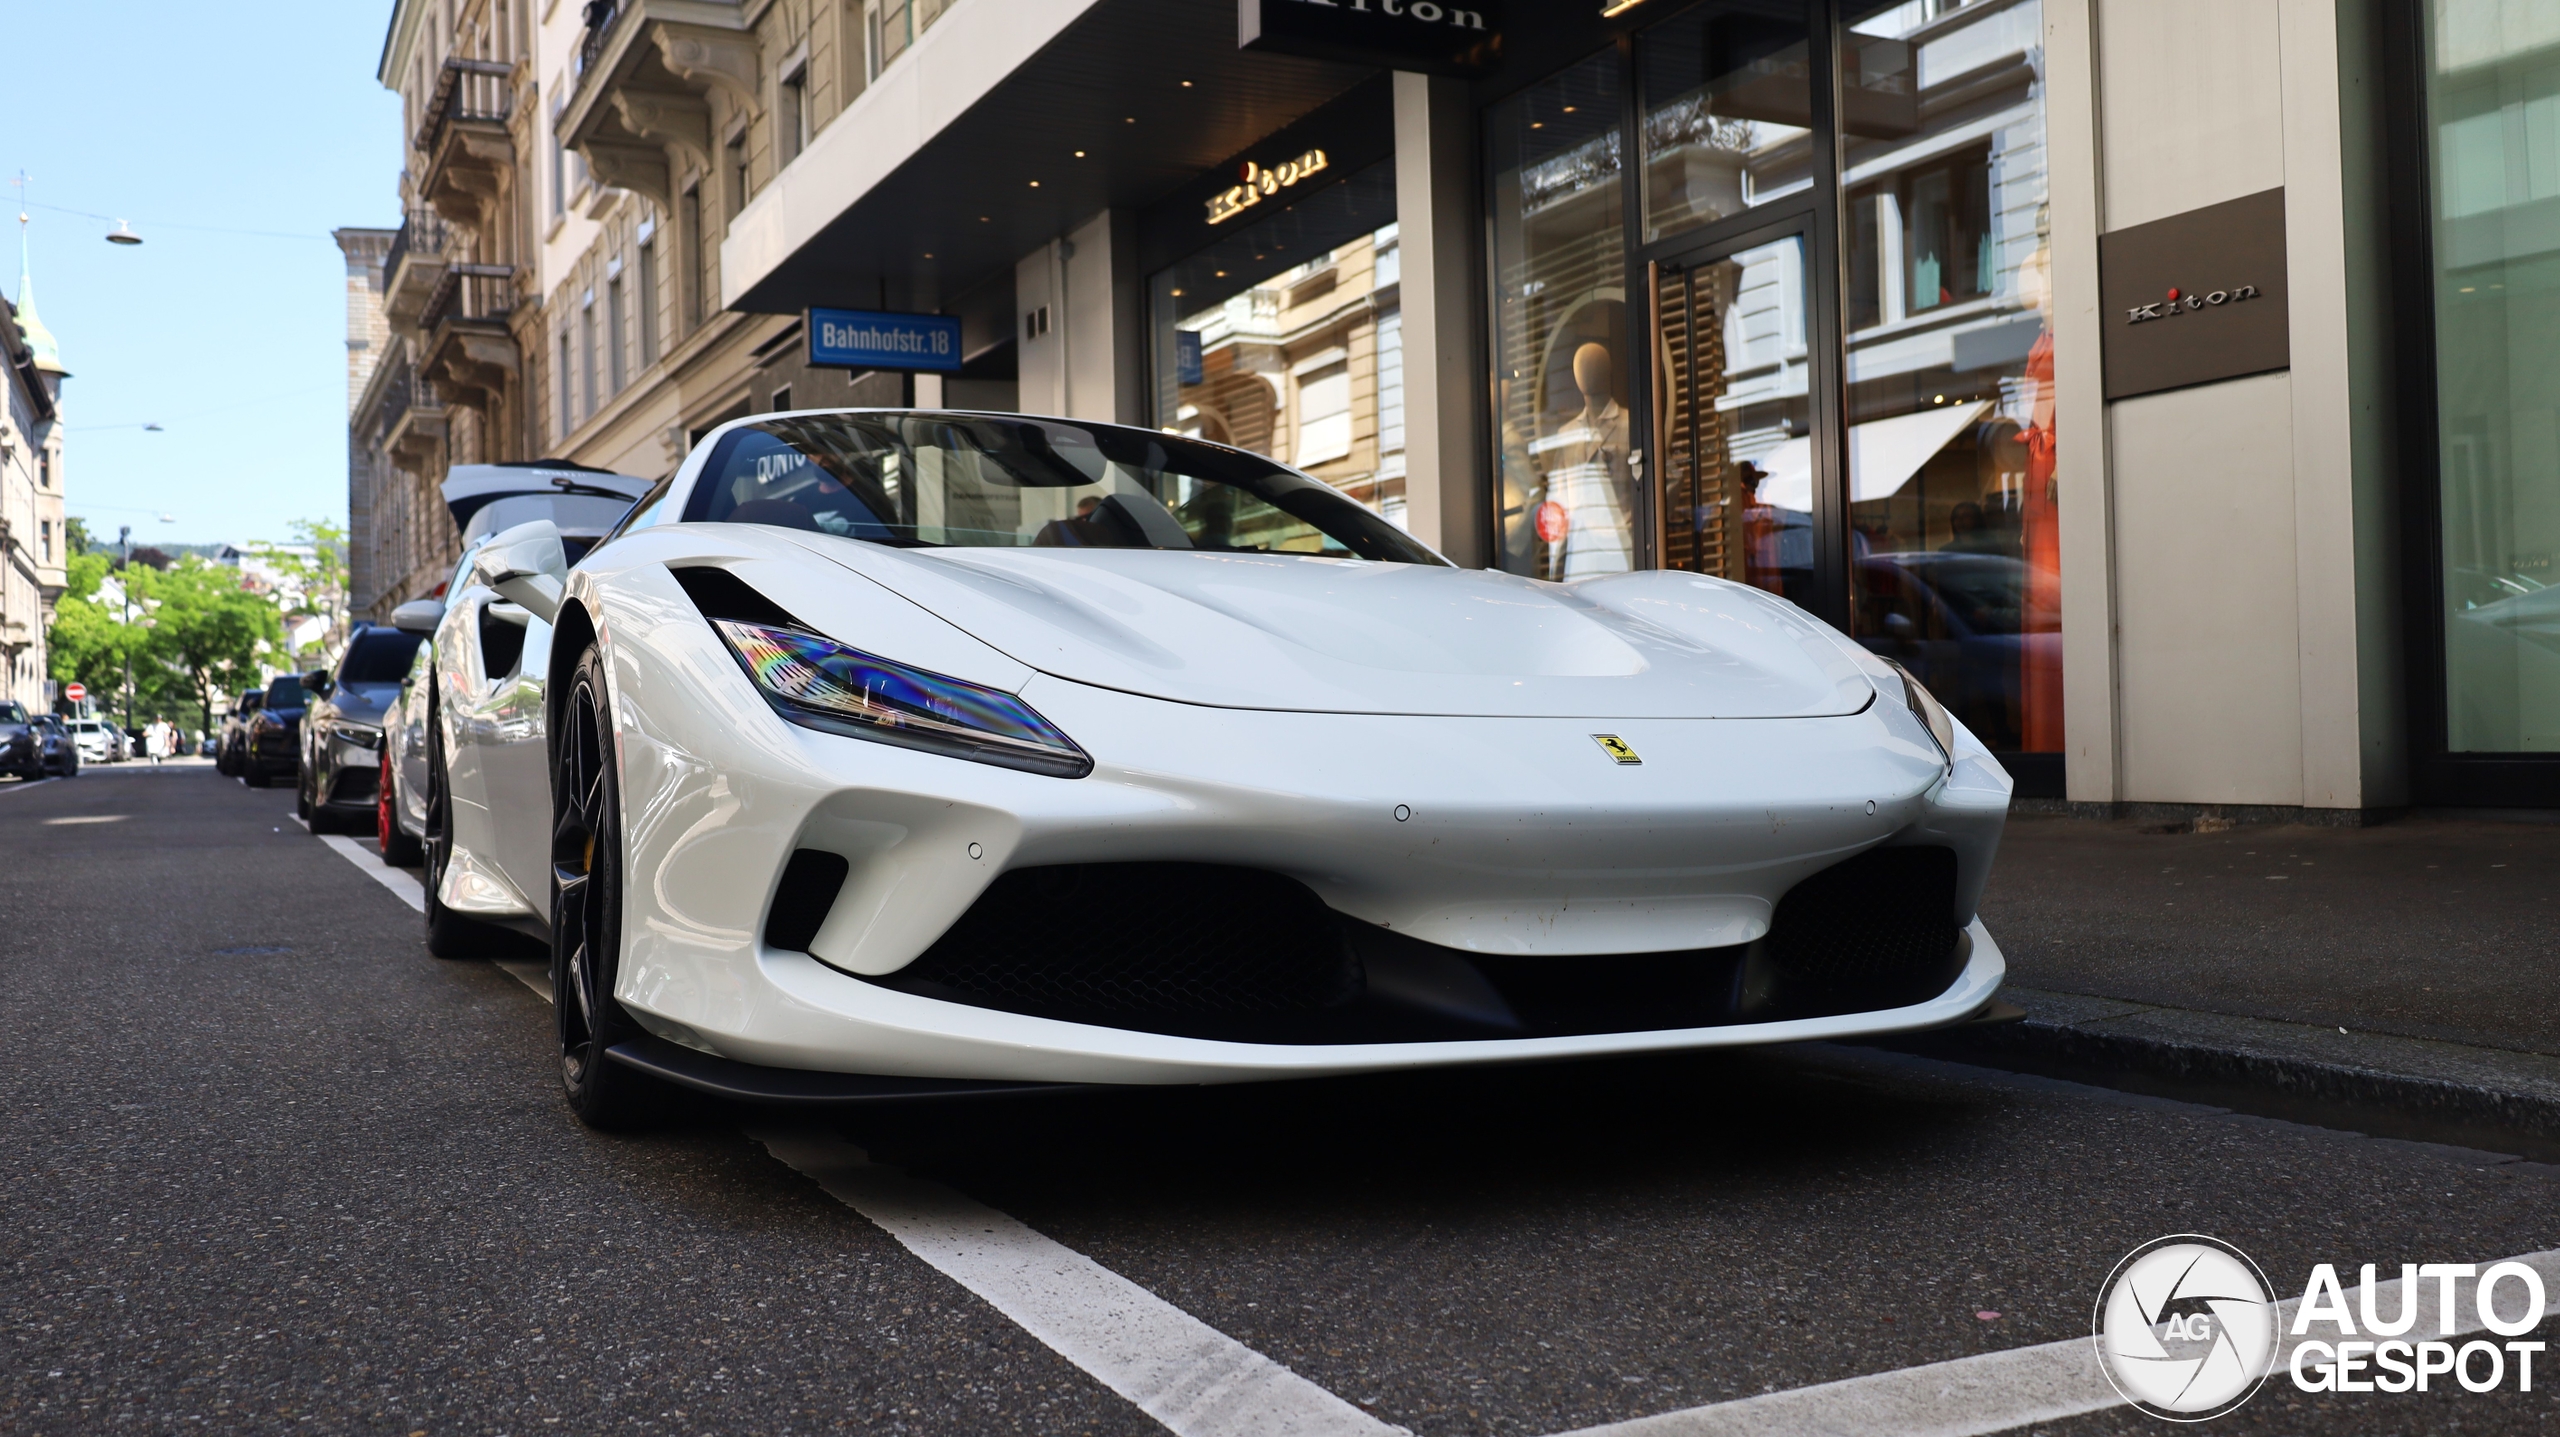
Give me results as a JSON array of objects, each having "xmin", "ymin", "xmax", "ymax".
[
  {"xmin": 871, "ymin": 863, "xmax": 1364, "ymax": 1037},
  {"xmin": 1763, "ymin": 845, "xmax": 1963, "ymax": 1010}
]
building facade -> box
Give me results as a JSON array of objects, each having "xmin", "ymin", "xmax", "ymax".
[
  {"xmin": 3, "ymin": 235, "xmax": 68, "ymax": 713},
  {"xmin": 354, "ymin": 0, "xmax": 550, "ymax": 623},
  {"xmin": 332, "ymin": 0, "xmax": 2551, "ymax": 817}
]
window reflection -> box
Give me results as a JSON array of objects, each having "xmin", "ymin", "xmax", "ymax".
[
  {"xmin": 2429, "ymin": 0, "xmax": 2560, "ymax": 751},
  {"xmin": 1653, "ymin": 236, "xmax": 1815, "ymax": 606},
  {"xmin": 1639, "ymin": 2, "xmax": 1814, "ymax": 243},
  {"xmin": 1840, "ymin": 0, "xmax": 2059, "ymax": 755},
  {"xmin": 1491, "ymin": 53, "xmax": 1637, "ymax": 581}
]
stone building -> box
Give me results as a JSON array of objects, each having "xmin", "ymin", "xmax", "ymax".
[
  {"xmin": 352, "ymin": 0, "xmax": 550, "ymax": 622},
  {"xmin": 2, "ymin": 228, "xmax": 67, "ymax": 713}
]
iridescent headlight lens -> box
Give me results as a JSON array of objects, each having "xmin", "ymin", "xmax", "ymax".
[{"xmin": 712, "ymin": 619, "xmax": 1091, "ymax": 778}]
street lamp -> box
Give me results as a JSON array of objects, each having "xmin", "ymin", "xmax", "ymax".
[{"xmin": 119, "ymin": 524, "xmax": 133, "ymax": 732}]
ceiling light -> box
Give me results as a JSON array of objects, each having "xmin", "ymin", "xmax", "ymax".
[
  {"xmin": 1074, "ymin": 150, "xmax": 1086, "ymax": 158},
  {"xmin": 1028, "ymin": 180, "xmax": 1040, "ymax": 187}
]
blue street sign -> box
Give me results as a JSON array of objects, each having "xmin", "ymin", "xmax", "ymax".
[
  {"xmin": 1175, "ymin": 330, "xmax": 1204, "ymax": 387},
  {"xmin": 806, "ymin": 307, "xmax": 963, "ymax": 373}
]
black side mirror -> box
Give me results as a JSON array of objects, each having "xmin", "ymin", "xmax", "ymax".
[{"xmin": 302, "ymin": 669, "xmax": 333, "ymax": 699}]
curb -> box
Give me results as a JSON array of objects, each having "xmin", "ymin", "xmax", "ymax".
[{"xmin": 1876, "ymin": 986, "xmax": 2560, "ymax": 1161}]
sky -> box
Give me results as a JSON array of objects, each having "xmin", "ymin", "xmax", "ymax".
[{"xmin": 3, "ymin": 3, "xmax": 404, "ymax": 549}]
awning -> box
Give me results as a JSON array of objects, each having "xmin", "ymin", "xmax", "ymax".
[{"xmin": 1744, "ymin": 400, "xmax": 1994, "ymax": 513}]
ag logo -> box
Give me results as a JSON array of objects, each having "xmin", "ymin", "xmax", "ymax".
[
  {"xmin": 2094, "ymin": 1235, "xmax": 2278, "ymax": 1421},
  {"xmin": 1591, "ymin": 734, "xmax": 1641, "ymax": 765}
]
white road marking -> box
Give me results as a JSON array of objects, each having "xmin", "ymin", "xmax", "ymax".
[
  {"xmin": 318, "ymin": 834, "xmax": 426, "ymax": 912},
  {"xmin": 759, "ymin": 1132, "xmax": 1407, "ymax": 1437},
  {"xmin": 1557, "ymin": 1247, "xmax": 2560, "ymax": 1437},
  {"xmin": 43, "ymin": 814, "xmax": 127, "ymax": 825},
  {"xmin": 0, "ymin": 777, "xmax": 55, "ymax": 796}
]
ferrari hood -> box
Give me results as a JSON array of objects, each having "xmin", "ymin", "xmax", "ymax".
[{"xmin": 781, "ymin": 539, "xmax": 1875, "ymax": 720}]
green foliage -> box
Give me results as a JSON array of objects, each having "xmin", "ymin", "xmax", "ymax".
[
  {"xmin": 248, "ymin": 518, "xmax": 349, "ymax": 665},
  {"xmin": 64, "ymin": 515, "xmax": 94, "ymax": 557},
  {"xmin": 44, "ymin": 558, "xmax": 131, "ymax": 701},
  {"xmin": 134, "ymin": 559, "xmax": 286, "ymax": 733}
]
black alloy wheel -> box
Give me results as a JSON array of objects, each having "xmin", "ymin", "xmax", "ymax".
[
  {"xmin": 422, "ymin": 688, "xmax": 520, "ymax": 959},
  {"xmin": 549, "ymin": 641, "xmax": 660, "ymax": 1129}
]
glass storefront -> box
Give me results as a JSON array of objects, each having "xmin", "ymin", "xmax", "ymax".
[
  {"xmin": 1150, "ymin": 162, "xmax": 1408, "ymax": 527},
  {"xmin": 2424, "ymin": 0, "xmax": 2560, "ymax": 753},
  {"xmin": 1836, "ymin": 0, "xmax": 2061, "ymax": 756},
  {"xmin": 1486, "ymin": 0, "xmax": 2061, "ymax": 766}
]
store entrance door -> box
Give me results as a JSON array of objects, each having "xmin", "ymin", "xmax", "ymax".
[{"xmin": 1646, "ymin": 227, "xmax": 1818, "ymax": 611}]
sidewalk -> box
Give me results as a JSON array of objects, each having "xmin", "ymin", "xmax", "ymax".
[{"xmin": 1906, "ymin": 810, "xmax": 2560, "ymax": 1155}]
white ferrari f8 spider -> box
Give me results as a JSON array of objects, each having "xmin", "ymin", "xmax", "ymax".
[{"xmin": 421, "ymin": 410, "xmax": 2013, "ymax": 1126}]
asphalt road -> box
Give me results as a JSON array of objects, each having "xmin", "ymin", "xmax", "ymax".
[{"xmin": 5, "ymin": 764, "xmax": 2556, "ymax": 1435}]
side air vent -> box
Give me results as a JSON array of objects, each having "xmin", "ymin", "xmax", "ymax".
[
  {"xmin": 765, "ymin": 848, "xmax": 851, "ymax": 953},
  {"xmin": 669, "ymin": 564, "xmax": 803, "ymax": 630},
  {"xmin": 1764, "ymin": 845, "xmax": 1962, "ymax": 1011}
]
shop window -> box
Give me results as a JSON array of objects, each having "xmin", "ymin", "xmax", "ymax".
[
  {"xmin": 1639, "ymin": 3, "xmax": 1813, "ymax": 243},
  {"xmin": 1294, "ymin": 359, "xmax": 1352, "ymax": 468},
  {"xmin": 1149, "ymin": 161, "xmax": 1399, "ymax": 515},
  {"xmin": 1489, "ymin": 51, "xmax": 1635, "ymax": 581},
  {"xmin": 2424, "ymin": 1, "xmax": 2560, "ymax": 751},
  {"xmin": 1839, "ymin": 0, "xmax": 2058, "ymax": 757}
]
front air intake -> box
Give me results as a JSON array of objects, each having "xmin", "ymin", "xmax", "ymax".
[
  {"xmin": 1763, "ymin": 845, "xmax": 1963, "ymax": 1011},
  {"xmin": 870, "ymin": 863, "xmax": 1364, "ymax": 1039}
]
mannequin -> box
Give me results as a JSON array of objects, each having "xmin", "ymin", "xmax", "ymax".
[{"xmin": 1528, "ymin": 341, "xmax": 1634, "ymax": 578}]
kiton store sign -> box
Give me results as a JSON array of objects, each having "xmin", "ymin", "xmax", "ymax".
[
  {"xmin": 1206, "ymin": 150, "xmax": 1331, "ymax": 225},
  {"xmin": 1238, "ymin": 0, "xmax": 1498, "ymax": 74},
  {"xmin": 805, "ymin": 308, "xmax": 962, "ymax": 373}
]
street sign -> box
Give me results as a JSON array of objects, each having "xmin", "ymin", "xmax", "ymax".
[
  {"xmin": 805, "ymin": 308, "xmax": 963, "ymax": 373},
  {"xmin": 64, "ymin": 683, "xmax": 85, "ymax": 702}
]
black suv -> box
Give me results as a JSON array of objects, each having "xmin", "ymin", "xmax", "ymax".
[{"xmin": 297, "ymin": 625, "xmax": 428, "ymax": 834}]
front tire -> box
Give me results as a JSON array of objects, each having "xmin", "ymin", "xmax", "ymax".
[{"xmin": 550, "ymin": 640, "xmax": 663, "ymax": 1130}]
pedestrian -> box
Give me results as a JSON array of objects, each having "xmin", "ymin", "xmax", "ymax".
[{"xmin": 146, "ymin": 718, "xmax": 170, "ymax": 768}]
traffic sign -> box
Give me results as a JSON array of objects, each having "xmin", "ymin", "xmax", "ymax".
[{"xmin": 65, "ymin": 683, "xmax": 85, "ymax": 702}]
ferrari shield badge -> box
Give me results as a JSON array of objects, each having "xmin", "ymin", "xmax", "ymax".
[{"xmin": 1592, "ymin": 734, "xmax": 1642, "ymax": 765}]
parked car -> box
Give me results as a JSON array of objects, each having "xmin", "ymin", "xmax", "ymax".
[
  {"xmin": 69, "ymin": 717, "xmax": 121, "ymax": 764},
  {"xmin": 29, "ymin": 714, "xmax": 80, "ymax": 777},
  {"xmin": 216, "ymin": 689, "xmax": 263, "ymax": 775},
  {"xmin": 297, "ymin": 624, "xmax": 430, "ymax": 835},
  {"xmin": 377, "ymin": 460, "xmax": 652, "ymax": 866},
  {"xmin": 0, "ymin": 701, "xmax": 43, "ymax": 778},
  {"xmin": 199, "ymin": 735, "xmax": 218, "ymax": 758},
  {"xmin": 424, "ymin": 408, "xmax": 2009, "ymax": 1129},
  {"xmin": 241, "ymin": 674, "xmax": 311, "ymax": 788}
]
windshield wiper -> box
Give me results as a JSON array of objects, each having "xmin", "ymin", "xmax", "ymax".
[{"xmin": 549, "ymin": 477, "xmax": 639, "ymax": 501}]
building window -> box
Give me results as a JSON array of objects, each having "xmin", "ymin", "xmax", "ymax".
[
  {"xmin": 771, "ymin": 385, "xmax": 792, "ymax": 413},
  {"xmin": 725, "ymin": 130, "xmax": 750, "ymax": 223},
  {"xmin": 550, "ymin": 90, "xmax": 567, "ymax": 220},
  {"xmin": 607, "ymin": 271, "xmax": 628, "ymax": 393},
  {"xmin": 1293, "ymin": 359, "xmax": 1352, "ymax": 468},
  {"xmin": 558, "ymin": 330, "xmax": 575, "ymax": 438},
  {"xmin": 638, "ymin": 236, "xmax": 661, "ymax": 363},
  {"xmin": 778, "ymin": 61, "xmax": 809, "ymax": 166},
  {"xmin": 580, "ymin": 291, "xmax": 598, "ymax": 421},
  {"xmin": 2422, "ymin": 0, "xmax": 2560, "ymax": 752},
  {"xmin": 867, "ymin": 0, "xmax": 912, "ymax": 79},
  {"xmin": 681, "ymin": 183, "xmax": 706, "ymax": 333},
  {"xmin": 39, "ymin": 520, "xmax": 51, "ymax": 563}
]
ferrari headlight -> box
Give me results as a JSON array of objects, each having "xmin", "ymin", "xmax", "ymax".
[
  {"xmin": 712, "ymin": 619, "xmax": 1092, "ymax": 779},
  {"xmin": 1881, "ymin": 659, "xmax": 1956, "ymax": 764},
  {"xmin": 335, "ymin": 722, "xmax": 385, "ymax": 751}
]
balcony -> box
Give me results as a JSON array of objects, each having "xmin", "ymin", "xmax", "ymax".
[
  {"xmin": 558, "ymin": 0, "xmax": 752, "ymax": 212},
  {"xmin": 374, "ymin": 357, "xmax": 449, "ymax": 470},
  {"xmin": 419, "ymin": 264, "xmax": 519, "ymax": 412},
  {"xmin": 416, "ymin": 57, "xmax": 517, "ymax": 229},
  {"xmin": 382, "ymin": 210, "xmax": 452, "ymax": 330}
]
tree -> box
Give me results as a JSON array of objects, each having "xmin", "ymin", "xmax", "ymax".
[
  {"xmin": 248, "ymin": 518, "xmax": 349, "ymax": 666},
  {"xmin": 132, "ymin": 559, "xmax": 285, "ymax": 735},
  {"xmin": 64, "ymin": 515, "xmax": 94, "ymax": 557},
  {"xmin": 45, "ymin": 551, "xmax": 135, "ymax": 706}
]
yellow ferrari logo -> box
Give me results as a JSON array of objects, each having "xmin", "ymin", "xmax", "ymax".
[{"xmin": 1592, "ymin": 734, "xmax": 1641, "ymax": 765}]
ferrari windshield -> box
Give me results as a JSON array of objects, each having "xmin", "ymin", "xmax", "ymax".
[{"xmin": 685, "ymin": 413, "xmax": 1446, "ymax": 565}]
